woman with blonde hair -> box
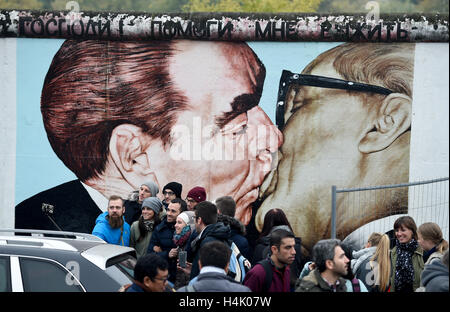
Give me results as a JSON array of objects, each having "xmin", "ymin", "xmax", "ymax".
[
  {"xmin": 415, "ymin": 222, "xmax": 449, "ymax": 292},
  {"xmin": 353, "ymin": 233, "xmax": 391, "ymax": 292},
  {"xmin": 352, "ymin": 232, "xmax": 382, "ymax": 276},
  {"xmin": 417, "ymin": 222, "xmax": 449, "ymax": 265}
]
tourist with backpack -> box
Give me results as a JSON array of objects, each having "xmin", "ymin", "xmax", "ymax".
[
  {"xmin": 216, "ymin": 196, "xmax": 252, "ymax": 260},
  {"xmin": 252, "ymin": 208, "xmax": 306, "ymax": 290},
  {"xmin": 183, "ymin": 201, "xmax": 251, "ymax": 283},
  {"xmin": 243, "ymin": 229, "xmax": 295, "ymax": 292},
  {"xmin": 187, "ymin": 201, "xmax": 232, "ymax": 279}
]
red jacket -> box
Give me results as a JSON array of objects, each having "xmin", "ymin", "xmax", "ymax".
[{"xmin": 243, "ymin": 261, "xmax": 291, "ymax": 292}]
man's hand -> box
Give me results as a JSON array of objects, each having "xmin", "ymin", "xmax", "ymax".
[
  {"xmin": 177, "ymin": 260, "xmax": 192, "ymax": 275},
  {"xmin": 153, "ymin": 246, "xmax": 162, "ymax": 253},
  {"xmin": 169, "ymin": 248, "xmax": 179, "ymax": 259}
]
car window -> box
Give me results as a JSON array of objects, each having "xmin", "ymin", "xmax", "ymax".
[
  {"xmin": 105, "ymin": 255, "xmax": 136, "ymax": 286},
  {"xmin": 116, "ymin": 256, "xmax": 136, "ymax": 278},
  {"xmin": 0, "ymin": 256, "xmax": 12, "ymax": 292},
  {"xmin": 19, "ymin": 257, "xmax": 84, "ymax": 292}
]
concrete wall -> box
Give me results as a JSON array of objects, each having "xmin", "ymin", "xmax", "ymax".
[{"xmin": 0, "ymin": 11, "xmax": 448, "ymax": 250}]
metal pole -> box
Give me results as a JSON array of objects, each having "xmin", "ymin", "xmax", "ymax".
[{"xmin": 331, "ymin": 185, "xmax": 337, "ymax": 239}]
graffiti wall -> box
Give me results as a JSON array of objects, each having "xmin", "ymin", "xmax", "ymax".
[{"xmin": 0, "ymin": 12, "xmax": 448, "ymax": 253}]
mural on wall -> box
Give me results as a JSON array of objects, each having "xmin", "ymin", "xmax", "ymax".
[
  {"xmin": 256, "ymin": 43, "xmax": 414, "ymax": 251},
  {"xmin": 15, "ymin": 39, "xmax": 285, "ymax": 234},
  {"xmin": 0, "ymin": 11, "xmax": 448, "ymax": 253}
]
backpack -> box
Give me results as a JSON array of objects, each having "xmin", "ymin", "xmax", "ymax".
[
  {"xmin": 350, "ymin": 278, "xmax": 361, "ymax": 292},
  {"xmin": 258, "ymin": 258, "xmax": 273, "ymax": 292},
  {"xmin": 227, "ymin": 241, "xmax": 252, "ymax": 283},
  {"xmin": 261, "ymin": 236, "xmax": 303, "ymax": 287}
]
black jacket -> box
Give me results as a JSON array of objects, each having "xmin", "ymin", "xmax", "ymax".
[
  {"xmin": 123, "ymin": 200, "xmax": 142, "ymax": 225},
  {"xmin": 15, "ymin": 179, "xmax": 101, "ymax": 233},
  {"xmin": 147, "ymin": 217, "xmax": 178, "ymax": 282},
  {"xmin": 188, "ymin": 222, "xmax": 231, "ymax": 280},
  {"xmin": 217, "ymin": 214, "xmax": 252, "ymax": 260}
]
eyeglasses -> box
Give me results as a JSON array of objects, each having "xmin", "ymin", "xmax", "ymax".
[
  {"xmin": 185, "ymin": 198, "xmax": 197, "ymax": 204},
  {"xmin": 153, "ymin": 276, "xmax": 168, "ymax": 283},
  {"xmin": 276, "ymin": 70, "xmax": 394, "ymax": 130},
  {"xmin": 163, "ymin": 190, "xmax": 175, "ymax": 196}
]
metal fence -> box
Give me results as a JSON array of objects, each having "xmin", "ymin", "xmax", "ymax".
[{"xmin": 331, "ymin": 177, "xmax": 449, "ymax": 249}]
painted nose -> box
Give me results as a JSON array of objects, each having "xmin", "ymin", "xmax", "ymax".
[{"xmin": 247, "ymin": 106, "xmax": 283, "ymax": 171}]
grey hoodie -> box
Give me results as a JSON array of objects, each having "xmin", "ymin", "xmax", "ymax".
[
  {"xmin": 351, "ymin": 247, "xmax": 376, "ymax": 275},
  {"xmin": 419, "ymin": 259, "xmax": 449, "ymax": 292}
]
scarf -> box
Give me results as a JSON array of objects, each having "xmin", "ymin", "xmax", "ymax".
[
  {"xmin": 394, "ymin": 239, "xmax": 418, "ymax": 292},
  {"xmin": 423, "ymin": 246, "xmax": 437, "ymax": 263},
  {"xmin": 173, "ymin": 225, "xmax": 191, "ymax": 247},
  {"xmin": 143, "ymin": 220, "xmax": 155, "ymax": 232}
]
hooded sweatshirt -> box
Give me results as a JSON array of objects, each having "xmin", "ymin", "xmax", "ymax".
[
  {"xmin": 419, "ymin": 259, "xmax": 449, "ymax": 292},
  {"xmin": 92, "ymin": 211, "xmax": 131, "ymax": 246},
  {"xmin": 189, "ymin": 222, "xmax": 231, "ymax": 280},
  {"xmin": 351, "ymin": 246, "xmax": 377, "ymax": 274},
  {"xmin": 217, "ymin": 214, "xmax": 251, "ymax": 260}
]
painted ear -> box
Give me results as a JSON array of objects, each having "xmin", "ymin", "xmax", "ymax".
[
  {"xmin": 109, "ymin": 124, "xmax": 153, "ymax": 179},
  {"xmin": 359, "ymin": 93, "xmax": 411, "ymax": 153}
]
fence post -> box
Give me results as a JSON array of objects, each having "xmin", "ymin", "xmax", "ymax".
[{"xmin": 331, "ymin": 185, "xmax": 337, "ymax": 239}]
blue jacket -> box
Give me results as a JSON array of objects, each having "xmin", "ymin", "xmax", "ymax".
[
  {"xmin": 92, "ymin": 212, "xmax": 130, "ymax": 246},
  {"xmin": 126, "ymin": 282, "xmax": 145, "ymax": 292},
  {"xmin": 147, "ymin": 217, "xmax": 178, "ymax": 282}
]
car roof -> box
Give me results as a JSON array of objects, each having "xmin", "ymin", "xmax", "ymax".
[
  {"xmin": 0, "ymin": 229, "xmax": 136, "ymax": 269},
  {"xmin": 0, "ymin": 229, "xmax": 105, "ymax": 252}
]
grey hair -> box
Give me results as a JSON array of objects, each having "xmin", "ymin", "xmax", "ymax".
[{"xmin": 313, "ymin": 239, "xmax": 342, "ymax": 273}]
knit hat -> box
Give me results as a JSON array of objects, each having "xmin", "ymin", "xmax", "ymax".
[
  {"xmin": 178, "ymin": 211, "xmax": 195, "ymax": 226},
  {"xmin": 163, "ymin": 182, "xmax": 183, "ymax": 198},
  {"xmin": 142, "ymin": 197, "xmax": 163, "ymax": 215},
  {"xmin": 142, "ymin": 181, "xmax": 159, "ymax": 197},
  {"xmin": 187, "ymin": 186, "xmax": 206, "ymax": 203}
]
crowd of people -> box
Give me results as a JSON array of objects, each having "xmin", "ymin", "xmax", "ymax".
[{"xmin": 92, "ymin": 180, "xmax": 449, "ymax": 293}]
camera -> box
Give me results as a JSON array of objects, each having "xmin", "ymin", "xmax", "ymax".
[
  {"xmin": 42, "ymin": 203, "xmax": 55, "ymax": 215},
  {"xmin": 178, "ymin": 250, "xmax": 187, "ymax": 268}
]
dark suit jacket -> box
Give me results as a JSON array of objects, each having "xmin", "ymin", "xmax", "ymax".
[{"xmin": 15, "ymin": 179, "xmax": 101, "ymax": 234}]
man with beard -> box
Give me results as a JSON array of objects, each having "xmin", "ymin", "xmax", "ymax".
[
  {"xmin": 92, "ymin": 195, "xmax": 131, "ymax": 246},
  {"xmin": 243, "ymin": 229, "xmax": 296, "ymax": 292},
  {"xmin": 296, "ymin": 239, "xmax": 349, "ymax": 292}
]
